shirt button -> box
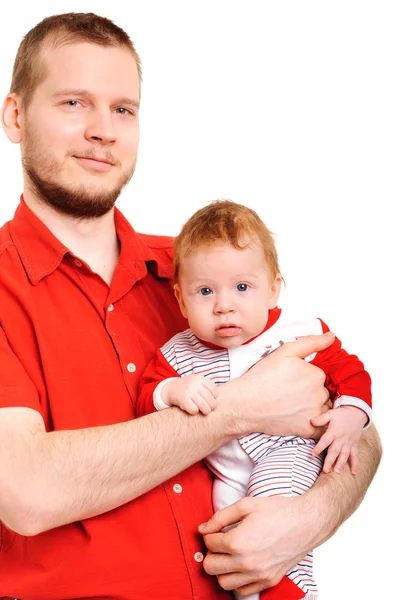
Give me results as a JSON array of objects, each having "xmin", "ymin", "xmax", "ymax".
[
  {"xmin": 194, "ymin": 552, "xmax": 204, "ymax": 562},
  {"xmin": 127, "ymin": 363, "xmax": 136, "ymax": 373},
  {"xmin": 173, "ymin": 483, "xmax": 183, "ymax": 494},
  {"xmin": 74, "ymin": 259, "xmax": 83, "ymax": 267},
  {"xmin": 107, "ymin": 304, "xmax": 114, "ymax": 312}
]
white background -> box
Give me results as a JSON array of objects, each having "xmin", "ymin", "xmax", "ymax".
[{"xmin": 0, "ymin": 2, "xmax": 397, "ymax": 598}]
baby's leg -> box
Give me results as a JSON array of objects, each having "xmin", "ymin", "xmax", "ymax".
[
  {"xmin": 246, "ymin": 437, "xmax": 323, "ymax": 600},
  {"xmin": 213, "ymin": 478, "xmax": 260, "ymax": 600}
]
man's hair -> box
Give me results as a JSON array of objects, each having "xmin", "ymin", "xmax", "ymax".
[
  {"xmin": 10, "ymin": 12, "xmax": 142, "ymax": 109},
  {"xmin": 174, "ymin": 199, "xmax": 281, "ymax": 280}
]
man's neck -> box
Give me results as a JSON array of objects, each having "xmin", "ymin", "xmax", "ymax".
[{"xmin": 23, "ymin": 189, "xmax": 120, "ymax": 286}]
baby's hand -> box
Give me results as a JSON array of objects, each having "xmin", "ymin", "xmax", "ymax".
[
  {"xmin": 311, "ymin": 406, "xmax": 368, "ymax": 474},
  {"xmin": 162, "ymin": 374, "xmax": 219, "ymax": 415}
]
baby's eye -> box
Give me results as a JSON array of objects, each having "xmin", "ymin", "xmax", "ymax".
[
  {"xmin": 200, "ymin": 288, "xmax": 212, "ymax": 296},
  {"xmin": 236, "ymin": 283, "xmax": 248, "ymax": 292}
]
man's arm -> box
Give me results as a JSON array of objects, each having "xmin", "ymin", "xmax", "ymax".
[
  {"xmin": 0, "ymin": 334, "xmax": 333, "ymax": 536},
  {"xmin": 199, "ymin": 424, "xmax": 382, "ymax": 595}
]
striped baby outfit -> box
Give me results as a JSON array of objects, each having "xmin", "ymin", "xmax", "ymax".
[{"xmin": 145, "ymin": 308, "xmax": 372, "ymax": 600}]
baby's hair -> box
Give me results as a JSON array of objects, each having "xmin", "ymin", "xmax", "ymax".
[{"xmin": 174, "ymin": 199, "xmax": 281, "ymax": 280}]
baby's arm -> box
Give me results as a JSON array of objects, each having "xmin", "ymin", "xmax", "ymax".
[
  {"xmin": 136, "ymin": 348, "xmax": 218, "ymax": 417},
  {"xmin": 310, "ymin": 319, "xmax": 372, "ymax": 475},
  {"xmin": 312, "ymin": 405, "xmax": 368, "ymax": 474}
]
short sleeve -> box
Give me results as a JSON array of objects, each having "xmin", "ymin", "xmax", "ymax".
[{"xmin": 0, "ymin": 326, "xmax": 41, "ymax": 412}]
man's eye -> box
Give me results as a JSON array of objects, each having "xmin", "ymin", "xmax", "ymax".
[
  {"xmin": 200, "ymin": 288, "xmax": 212, "ymax": 296},
  {"xmin": 65, "ymin": 100, "xmax": 79, "ymax": 107},
  {"xmin": 236, "ymin": 283, "xmax": 248, "ymax": 292},
  {"xmin": 116, "ymin": 107, "xmax": 132, "ymax": 115}
]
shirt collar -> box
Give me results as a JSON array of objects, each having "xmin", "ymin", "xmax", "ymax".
[{"xmin": 9, "ymin": 196, "xmax": 173, "ymax": 286}]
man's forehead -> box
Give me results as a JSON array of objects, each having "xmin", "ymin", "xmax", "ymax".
[{"xmin": 39, "ymin": 41, "xmax": 140, "ymax": 96}]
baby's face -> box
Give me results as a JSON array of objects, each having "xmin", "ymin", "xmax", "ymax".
[{"xmin": 174, "ymin": 243, "xmax": 281, "ymax": 348}]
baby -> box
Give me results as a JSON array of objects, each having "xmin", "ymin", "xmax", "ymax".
[{"xmin": 137, "ymin": 200, "xmax": 372, "ymax": 600}]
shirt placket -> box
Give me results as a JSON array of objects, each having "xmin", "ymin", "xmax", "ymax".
[{"xmin": 163, "ymin": 477, "xmax": 209, "ymax": 599}]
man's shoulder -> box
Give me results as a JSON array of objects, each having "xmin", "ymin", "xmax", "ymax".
[
  {"xmin": 137, "ymin": 232, "xmax": 175, "ymax": 251},
  {"xmin": 137, "ymin": 232, "xmax": 175, "ymax": 269},
  {"xmin": 0, "ymin": 220, "xmax": 15, "ymax": 260}
]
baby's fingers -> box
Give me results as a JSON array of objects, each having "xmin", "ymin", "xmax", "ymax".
[
  {"xmin": 312, "ymin": 431, "xmax": 334, "ymax": 457},
  {"xmin": 181, "ymin": 396, "xmax": 200, "ymax": 415},
  {"xmin": 333, "ymin": 444, "xmax": 350, "ymax": 473},
  {"xmin": 202, "ymin": 378, "xmax": 219, "ymax": 400},
  {"xmin": 311, "ymin": 409, "xmax": 334, "ymax": 428},
  {"xmin": 323, "ymin": 441, "xmax": 342, "ymax": 473},
  {"xmin": 197, "ymin": 383, "xmax": 218, "ymax": 411},
  {"xmin": 192, "ymin": 389, "xmax": 215, "ymax": 415}
]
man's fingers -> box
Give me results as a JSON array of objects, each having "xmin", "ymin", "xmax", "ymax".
[
  {"xmin": 202, "ymin": 532, "xmax": 232, "ymax": 555},
  {"xmin": 277, "ymin": 332, "xmax": 335, "ymax": 359},
  {"xmin": 199, "ymin": 500, "xmax": 249, "ymax": 534},
  {"xmin": 235, "ymin": 581, "xmax": 267, "ymax": 596},
  {"xmin": 216, "ymin": 571, "xmax": 260, "ymax": 592}
]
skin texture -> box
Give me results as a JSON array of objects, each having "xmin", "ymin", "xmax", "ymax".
[
  {"xmin": 20, "ymin": 42, "xmax": 140, "ymax": 218},
  {"xmin": 174, "ymin": 243, "xmax": 282, "ymax": 348}
]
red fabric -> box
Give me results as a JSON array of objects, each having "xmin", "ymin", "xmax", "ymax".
[
  {"xmin": 312, "ymin": 319, "xmax": 372, "ymax": 408},
  {"xmin": 137, "ymin": 347, "xmax": 182, "ymax": 416},
  {"xmin": 260, "ymin": 575, "xmax": 306, "ymax": 599},
  {"xmin": 0, "ymin": 198, "xmax": 231, "ymax": 600}
]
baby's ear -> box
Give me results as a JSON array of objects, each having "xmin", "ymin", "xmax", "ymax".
[
  {"xmin": 174, "ymin": 283, "xmax": 187, "ymax": 318},
  {"xmin": 268, "ymin": 275, "xmax": 282, "ymax": 309}
]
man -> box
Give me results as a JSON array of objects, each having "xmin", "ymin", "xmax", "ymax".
[{"xmin": 0, "ymin": 12, "xmax": 381, "ymax": 600}]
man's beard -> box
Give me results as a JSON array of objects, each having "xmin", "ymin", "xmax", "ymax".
[{"xmin": 22, "ymin": 135, "xmax": 135, "ymax": 219}]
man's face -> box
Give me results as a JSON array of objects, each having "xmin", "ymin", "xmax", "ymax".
[{"xmin": 20, "ymin": 42, "xmax": 140, "ymax": 218}]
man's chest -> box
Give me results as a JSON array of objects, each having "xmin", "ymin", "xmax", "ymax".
[{"xmin": 1, "ymin": 268, "xmax": 186, "ymax": 430}]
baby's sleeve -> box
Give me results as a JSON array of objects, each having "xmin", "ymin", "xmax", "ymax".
[
  {"xmin": 136, "ymin": 348, "xmax": 180, "ymax": 417},
  {"xmin": 312, "ymin": 318, "xmax": 372, "ymax": 424}
]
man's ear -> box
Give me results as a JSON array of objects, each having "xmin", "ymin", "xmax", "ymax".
[
  {"xmin": 268, "ymin": 275, "xmax": 283, "ymax": 309},
  {"xmin": 174, "ymin": 283, "xmax": 188, "ymax": 318},
  {"xmin": 2, "ymin": 93, "xmax": 23, "ymax": 144}
]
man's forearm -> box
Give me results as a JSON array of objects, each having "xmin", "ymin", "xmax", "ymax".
[
  {"xmin": 301, "ymin": 424, "xmax": 382, "ymax": 549},
  {"xmin": 3, "ymin": 399, "xmax": 237, "ymax": 535}
]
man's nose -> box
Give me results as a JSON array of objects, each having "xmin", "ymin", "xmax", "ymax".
[{"xmin": 85, "ymin": 108, "xmax": 116, "ymax": 145}]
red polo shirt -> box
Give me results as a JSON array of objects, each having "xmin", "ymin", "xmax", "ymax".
[{"xmin": 0, "ymin": 198, "xmax": 232, "ymax": 600}]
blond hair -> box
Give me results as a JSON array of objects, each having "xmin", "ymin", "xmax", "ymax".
[
  {"xmin": 174, "ymin": 200, "xmax": 281, "ymax": 280},
  {"xmin": 10, "ymin": 12, "xmax": 142, "ymax": 109}
]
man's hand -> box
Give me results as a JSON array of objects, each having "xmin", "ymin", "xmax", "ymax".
[
  {"xmin": 198, "ymin": 495, "xmax": 321, "ymax": 595},
  {"xmin": 199, "ymin": 426, "xmax": 381, "ymax": 596},
  {"xmin": 229, "ymin": 332, "xmax": 334, "ymax": 439}
]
